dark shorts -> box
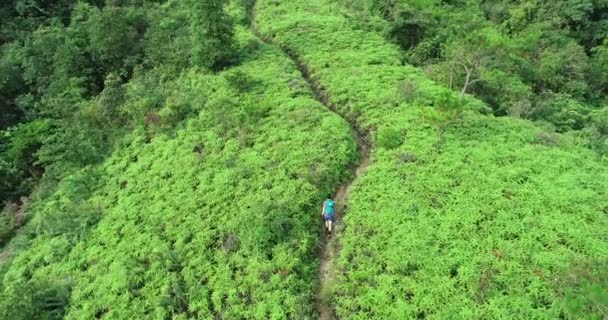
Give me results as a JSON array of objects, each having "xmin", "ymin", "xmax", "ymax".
[{"xmin": 324, "ymin": 214, "xmax": 335, "ymax": 222}]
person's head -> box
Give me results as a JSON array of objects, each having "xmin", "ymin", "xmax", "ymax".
[{"xmin": 327, "ymin": 194, "xmax": 332, "ymax": 200}]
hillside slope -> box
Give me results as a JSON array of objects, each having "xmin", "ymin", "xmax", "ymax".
[
  {"xmin": 0, "ymin": 27, "xmax": 357, "ymax": 319},
  {"xmin": 254, "ymin": 0, "xmax": 608, "ymax": 318},
  {"xmin": 0, "ymin": 1, "xmax": 606, "ymax": 319}
]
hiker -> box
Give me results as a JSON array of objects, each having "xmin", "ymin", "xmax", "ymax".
[{"xmin": 321, "ymin": 195, "xmax": 335, "ymax": 233}]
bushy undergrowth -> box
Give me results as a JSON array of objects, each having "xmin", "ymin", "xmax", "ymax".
[
  {"xmin": 0, "ymin": 0, "xmax": 238, "ymax": 208},
  {"xmin": 255, "ymin": 0, "xmax": 608, "ymax": 318},
  {"xmin": 0, "ymin": 27, "xmax": 357, "ymax": 319},
  {"xmin": 343, "ymin": 0, "xmax": 608, "ymax": 156}
]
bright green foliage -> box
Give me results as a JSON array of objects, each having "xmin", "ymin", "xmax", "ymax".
[
  {"xmin": 0, "ymin": 167, "xmax": 102, "ymax": 319},
  {"xmin": 1, "ymin": 0, "xmax": 607, "ymax": 319},
  {"xmin": 0, "ymin": 25, "xmax": 357, "ymax": 319},
  {"xmin": 255, "ymin": 0, "xmax": 608, "ymax": 318}
]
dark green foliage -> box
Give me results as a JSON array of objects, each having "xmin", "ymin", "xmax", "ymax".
[
  {"xmin": 347, "ymin": 0, "xmax": 608, "ymax": 144},
  {"xmin": 0, "ymin": 198, "xmax": 28, "ymax": 242},
  {"xmin": 189, "ymin": 0, "xmax": 235, "ymax": 70},
  {"xmin": 225, "ymin": 69, "xmax": 259, "ymax": 92},
  {"xmin": 0, "ymin": 277, "xmax": 73, "ymax": 320},
  {"xmin": 0, "ymin": 120, "xmax": 50, "ymax": 201},
  {"xmin": 143, "ymin": 1, "xmax": 191, "ymax": 70},
  {"xmin": 240, "ymin": 0, "xmax": 256, "ymax": 25},
  {"xmin": 98, "ymin": 73, "xmax": 126, "ymax": 121},
  {"xmin": 589, "ymin": 40, "xmax": 608, "ymax": 97},
  {"xmin": 0, "ymin": 210, "xmax": 17, "ymax": 244},
  {"xmin": 579, "ymin": 106, "xmax": 608, "ymax": 155},
  {"xmin": 0, "ymin": 0, "xmax": 76, "ymax": 44},
  {"xmin": 86, "ymin": 5, "xmax": 146, "ymax": 66},
  {"xmin": 373, "ymin": 1, "xmax": 433, "ymax": 50},
  {"xmin": 0, "ymin": 44, "xmax": 25, "ymax": 130},
  {"xmin": 377, "ymin": 127, "xmax": 403, "ymax": 149},
  {"xmin": 0, "ymin": 0, "xmax": 238, "ymax": 206}
]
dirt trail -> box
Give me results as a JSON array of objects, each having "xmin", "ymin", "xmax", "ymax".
[
  {"xmin": 251, "ymin": 9, "xmax": 371, "ymax": 320},
  {"xmin": 316, "ymin": 138, "xmax": 370, "ymax": 320},
  {"xmin": 293, "ymin": 58, "xmax": 371, "ymax": 319}
]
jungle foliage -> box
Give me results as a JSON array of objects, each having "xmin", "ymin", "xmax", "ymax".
[
  {"xmin": 255, "ymin": 0, "xmax": 608, "ymax": 318},
  {"xmin": 0, "ymin": 0, "xmax": 235, "ymax": 236},
  {"xmin": 339, "ymin": 0, "xmax": 608, "ymax": 155},
  {"xmin": 0, "ymin": 2, "xmax": 358, "ymax": 317},
  {"xmin": 1, "ymin": 0, "xmax": 607, "ymax": 319}
]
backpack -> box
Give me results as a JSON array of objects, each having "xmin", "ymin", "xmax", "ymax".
[{"xmin": 325, "ymin": 199, "xmax": 335, "ymax": 215}]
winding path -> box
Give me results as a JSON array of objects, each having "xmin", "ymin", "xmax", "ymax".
[{"xmin": 251, "ymin": 9, "xmax": 372, "ymax": 319}]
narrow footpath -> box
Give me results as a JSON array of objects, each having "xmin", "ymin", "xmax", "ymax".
[{"xmin": 251, "ymin": 10, "xmax": 372, "ymax": 320}]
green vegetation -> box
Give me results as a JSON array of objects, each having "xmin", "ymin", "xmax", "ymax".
[
  {"xmin": 255, "ymin": 0, "xmax": 608, "ymax": 318},
  {"xmin": 0, "ymin": 1, "xmax": 357, "ymax": 318},
  {"xmin": 0, "ymin": 0, "xmax": 239, "ymax": 240},
  {"xmin": 0, "ymin": 20, "xmax": 357, "ymax": 320},
  {"xmin": 0, "ymin": 0, "xmax": 240, "ymax": 200},
  {"xmin": 1, "ymin": 0, "xmax": 607, "ymax": 319},
  {"xmin": 338, "ymin": 0, "xmax": 608, "ymax": 154}
]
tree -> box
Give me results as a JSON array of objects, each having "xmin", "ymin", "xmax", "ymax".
[
  {"xmin": 444, "ymin": 30, "xmax": 498, "ymax": 99},
  {"xmin": 143, "ymin": 1, "xmax": 191, "ymax": 70},
  {"xmin": 588, "ymin": 39, "xmax": 608, "ymax": 99},
  {"xmin": 83, "ymin": 4, "xmax": 147, "ymax": 74},
  {"xmin": 0, "ymin": 119, "xmax": 49, "ymax": 202},
  {"xmin": 189, "ymin": 0, "xmax": 235, "ymax": 70},
  {"xmin": 534, "ymin": 38, "xmax": 588, "ymax": 98},
  {"xmin": 98, "ymin": 72, "xmax": 125, "ymax": 122},
  {"xmin": 0, "ymin": 43, "xmax": 26, "ymax": 129}
]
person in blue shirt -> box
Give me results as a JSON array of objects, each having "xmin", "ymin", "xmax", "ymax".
[{"xmin": 321, "ymin": 195, "xmax": 336, "ymax": 233}]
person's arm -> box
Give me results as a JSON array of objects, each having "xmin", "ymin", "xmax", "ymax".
[{"xmin": 321, "ymin": 200, "xmax": 326, "ymax": 216}]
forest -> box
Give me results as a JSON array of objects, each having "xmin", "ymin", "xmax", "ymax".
[
  {"xmin": 0, "ymin": 0, "xmax": 607, "ymax": 319},
  {"xmin": 340, "ymin": 0, "xmax": 608, "ymax": 151}
]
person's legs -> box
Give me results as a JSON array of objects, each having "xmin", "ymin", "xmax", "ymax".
[{"xmin": 327, "ymin": 220, "xmax": 332, "ymax": 232}]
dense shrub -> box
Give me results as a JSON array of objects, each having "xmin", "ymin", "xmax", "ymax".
[
  {"xmin": 0, "ymin": 26, "xmax": 357, "ymax": 319},
  {"xmin": 0, "ymin": 213, "xmax": 15, "ymax": 244},
  {"xmin": 255, "ymin": 1, "xmax": 608, "ymax": 318},
  {"xmin": 0, "ymin": 0, "xmax": 239, "ymax": 206},
  {"xmin": 337, "ymin": 0, "xmax": 608, "ymax": 144},
  {"xmin": 1, "ymin": 1, "xmax": 607, "ymax": 319},
  {"xmin": 377, "ymin": 127, "xmax": 404, "ymax": 149}
]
